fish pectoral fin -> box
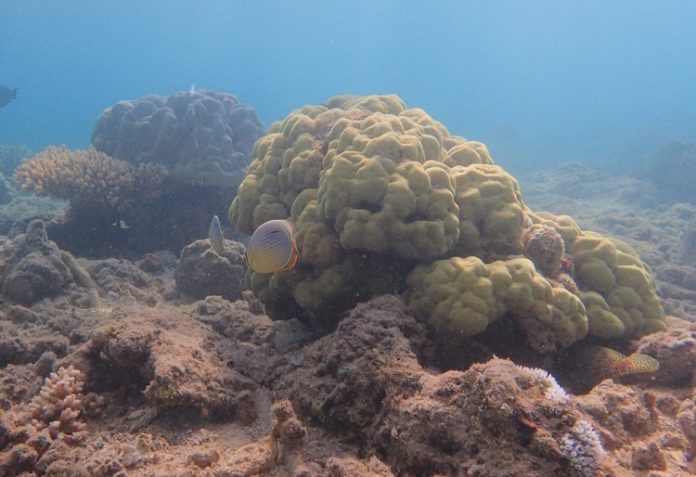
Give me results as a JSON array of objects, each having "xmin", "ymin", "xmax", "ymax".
[{"xmin": 282, "ymin": 248, "xmax": 299, "ymax": 271}]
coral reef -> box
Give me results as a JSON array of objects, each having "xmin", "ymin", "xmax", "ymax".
[
  {"xmin": 13, "ymin": 90, "xmax": 264, "ymax": 258},
  {"xmin": 271, "ymin": 295, "xmax": 608, "ymax": 476},
  {"xmin": 175, "ymin": 238, "xmax": 247, "ymax": 301},
  {"xmin": 634, "ymin": 317, "xmax": 696, "ymax": 386},
  {"xmin": 575, "ymin": 381, "xmax": 695, "ymax": 474},
  {"xmin": 229, "ymin": 94, "xmax": 664, "ymax": 352},
  {"xmin": 92, "ymin": 89, "xmax": 264, "ymax": 188},
  {"xmin": 0, "ymin": 248, "xmax": 690, "ymax": 475}
]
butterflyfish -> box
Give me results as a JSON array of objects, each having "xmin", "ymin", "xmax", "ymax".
[
  {"xmin": 247, "ymin": 219, "xmax": 298, "ymax": 274},
  {"xmin": 208, "ymin": 215, "xmax": 224, "ymax": 254}
]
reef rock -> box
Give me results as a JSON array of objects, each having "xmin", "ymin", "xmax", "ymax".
[
  {"xmin": 82, "ymin": 303, "xmax": 257, "ymax": 418},
  {"xmin": 272, "ymin": 295, "xmax": 608, "ymax": 476},
  {"xmin": 634, "ymin": 316, "xmax": 696, "ymax": 386},
  {"xmin": 0, "ymin": 220, "xmax": 74, "ymax": 304},
  {"xmin": 175, "ymin": 238, "xmax": 247, "ymax": 301}
]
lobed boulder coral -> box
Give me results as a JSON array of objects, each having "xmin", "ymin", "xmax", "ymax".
[
  {"xmin": 530, "ymin": 211, "xmax": 666, "ymax": 340},
  {"xmin": 92, "ymin": 89, "xmax": 264, "ymax": 188},
  {"xmin": 406, "ymin": 256, "xmax": 587, "ymax": 353},
  {"xmin": 229, "ymin": 94, "xmax": 665, "ymax": 352}
]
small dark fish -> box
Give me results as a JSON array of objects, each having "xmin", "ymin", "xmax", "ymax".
[{"xmin": 0, "ymin": 86, "xmax": 17, "ymax": 110}]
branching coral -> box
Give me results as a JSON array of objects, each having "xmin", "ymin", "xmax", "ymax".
[
  {"xmin": 8, "ymin": 365, "xmax": 102, "ymax": 439},
  {"xmin": 14, "ymin": 146, "xmax": 166, "ymax": 216}
]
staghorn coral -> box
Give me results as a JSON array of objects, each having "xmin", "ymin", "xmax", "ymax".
[{"xmin": 14, "ymin": 146, "xmax": 166, "ymax": 216}]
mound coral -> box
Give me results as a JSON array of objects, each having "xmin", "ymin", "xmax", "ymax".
[
  {"xmin": 92, "ymin": 89, "xmax": 264, "ymax": 188},
  {"xmin": 530, "ymin": 212, "xmax": 665, "ymax": 340},
  {"xmin": 406, "ymin": 256, "xmax": 587, "ymax": 353},
  {"xmin": 229, "ymin": 94, "xmax": 665, "ymax": 350}
]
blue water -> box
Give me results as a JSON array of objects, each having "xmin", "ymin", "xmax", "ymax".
[{"xmin": 1, "ymin": 0, "xmax": 696, "ymax": 173}]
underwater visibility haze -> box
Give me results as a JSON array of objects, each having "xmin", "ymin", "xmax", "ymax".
[{"xmin": 1, "ymin": 1, "xmax": 696, "ymax": 476}]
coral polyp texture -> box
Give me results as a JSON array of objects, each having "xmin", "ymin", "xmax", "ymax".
[
  {"xmin": 229, "ymin": 94, "xmax": 665, "ymax": 349},
  {"xmin": 92, "ymin": 89, "xmax": 264, "ymax": 188}
]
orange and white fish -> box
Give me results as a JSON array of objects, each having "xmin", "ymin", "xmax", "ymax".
[{"xmin": 246, "ymin": 219, "xmax": 298, "ymax": 274}]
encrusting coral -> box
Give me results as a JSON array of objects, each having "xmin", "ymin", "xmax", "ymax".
[{"xmin": 230, "ymin": 94, "xmax": 665, "ymax": 352}]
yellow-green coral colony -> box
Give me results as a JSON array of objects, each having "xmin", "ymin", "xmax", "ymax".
[{"xmin": 229, "ymin": 94, "xmax": 666, "ymax": 350}]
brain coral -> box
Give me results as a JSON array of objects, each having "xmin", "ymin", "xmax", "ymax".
[
  {"xmin": 230, "ymin": 94, "xmax": 665, "ymax": 349},
  {"xmin": 92, "ymin": 90, "xmax": 264, "ymax": 188}
]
